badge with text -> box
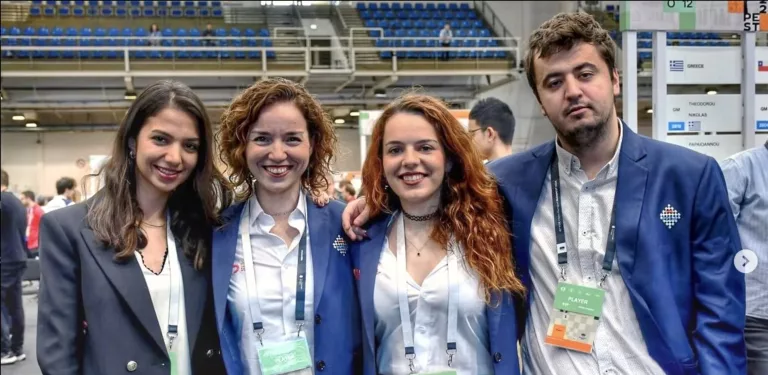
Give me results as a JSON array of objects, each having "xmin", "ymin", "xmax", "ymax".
[
  {"xmin": 545, "ymin": 282, "xmax": 605, "ymax": 353},
  {"xmin": 257, "ymin": 338, "xmax": 313, "ymax": 375},
  {"xmin": 420, "ymin": 371, "xmax": 458, "ymax": 375}
]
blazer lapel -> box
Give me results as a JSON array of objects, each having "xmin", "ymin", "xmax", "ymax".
[
  {"xmin": 359, "ymin": 216, "xmax": 391, "ymax": 357},
  {"xmin": 514, "ymin": 144, "xmax": 555, "ymax": 290},
  {"xmin": 212, "ymin": 202, "xmax": 244, "ymax": 332},
  {"xmin": 615, "ymin": 125, "xmax": 649, "ymax": 280},
  {"xmin": 176, "ymin": 238, "xmax": 207, "ymax": 354},
  {"xmin": 81, "ymin": 228, "xmax": 167, "ymax": 355},
  {"xmin": 307, "ymin": 196, "xmax": 331, "ymax": 311}
]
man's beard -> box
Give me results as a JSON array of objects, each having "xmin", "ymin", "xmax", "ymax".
[{"xmin": 552, "ymin": 107, "xmax": 612, "ymax": 155}]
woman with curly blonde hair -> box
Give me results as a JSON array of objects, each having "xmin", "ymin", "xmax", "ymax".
[
  {"xmin": 348, "ymin": 93, "xmax": 525, "ymax": 375},
  {"xmin": 212, "ymin": 78, "xmax": 361, "ymax": 374}
]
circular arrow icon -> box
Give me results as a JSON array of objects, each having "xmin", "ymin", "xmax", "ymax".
[{"xmin": 734, "ymin": 249, "xmax": 758, "ymax": 274}]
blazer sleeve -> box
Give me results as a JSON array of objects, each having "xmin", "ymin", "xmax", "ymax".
[
  {"xmin": 37, "ymin": 214, "xmax": 83, "ymax": 375},
  {"xmin": 690, "ymin": 158, "xmax": 747, "ymax": 375}
]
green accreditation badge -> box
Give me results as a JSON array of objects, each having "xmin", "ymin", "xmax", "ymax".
[
  {"xmin": 169, "ymin": 352, "xmax": 178, "ymax": 375},
  {"xmin": 257, "ymin": 337, "xmax": 313, "ymax": 375},
  {"xmin": 544, "ymin": 282, "xmax": 605, "ymax": 353}
]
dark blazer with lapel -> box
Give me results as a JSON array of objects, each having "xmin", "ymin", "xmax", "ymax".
[
  {"xmin": 212, "ymin": 197, "xmax": 362, "ymax": 374},
  {"xmin": 36, "ymin": 201, "xmax": 226, "ymax": 375},
  {"xmin": 350, "ymin": 213, "xmax": 521, "ymax": 375},
  {"xmin": 488, "ymin": 122, "xmax": 746, "ymax": 375}
]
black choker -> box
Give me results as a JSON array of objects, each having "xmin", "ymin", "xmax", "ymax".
[{"xmin": 402, "ymin": 210, "xmax": 438, "ymax": 222}]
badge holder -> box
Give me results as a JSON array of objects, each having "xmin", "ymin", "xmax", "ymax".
[
  {"xmin": 544, "ymin": 279, "xmax": 606, "ymax": 353},
  {"xmin": 257, "ymin": 325, "xmax": 313, "ymax": 375}
]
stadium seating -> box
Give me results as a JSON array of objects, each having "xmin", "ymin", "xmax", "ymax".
[
  {"xmin": 0, "ymin": 1, "xmax": 278, "ymax": 60},
  {"xmin": 356, "ymin": 2, "xmax": 507, "ymax": 60}
]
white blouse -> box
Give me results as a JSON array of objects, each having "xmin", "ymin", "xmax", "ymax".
[
  {"xmin": 135, "ymin": 250, "xmax": 191, "ymax": 375},
  {"xmin": 227, "ymin": 192, "xmax": 315, "ymax": 375},
  {"xmin": 373, "ymin": 237, "xmax": 495, "ymax": 375}
]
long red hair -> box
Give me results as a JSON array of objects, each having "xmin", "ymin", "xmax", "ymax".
[{"xmin": 361, "ymin": 94, "xmax": 525, "ymax": 302}]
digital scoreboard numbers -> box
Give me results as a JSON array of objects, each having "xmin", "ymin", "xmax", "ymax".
[{"xmin": 621, "ymin": 1, "xmax": 768, "ymax": 31}]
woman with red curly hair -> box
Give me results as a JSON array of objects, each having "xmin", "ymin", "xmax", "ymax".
[
  {"xmin": 350, "ymin": 93, "xmax": 525, "ymax": 375},
  {"xmin": 211, "ymin": 78, "xmax": 361, "ymax": 375}
]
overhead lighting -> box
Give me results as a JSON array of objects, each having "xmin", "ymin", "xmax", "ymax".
[
  {"xmin": 12, "ymin": 115, "xmax": 25, "ymax": 121},
  {"xmin": 349, "ymin": 111, "xmax": 359, "ymax": 117},
  {"xmin": 125, "ymin": 92, "xmax": 137, "ymax": 100},
  {"xmin": 706, "ymin": 89, "xmax": 717, "ymax": 95},
  {"xmin": 310, "ymin": 24, "xmax": 318, "ymax": 30},
  {"xmin": 646, "ymin": 108, "xmax": 653, "ymax": 114},
  {"xmin": 25, "ymin": 122, "xmax": 38, "ymax": 128},
  {"xmin": 334, "ymin": 118, "xmax": 345, "ymax": 124}
]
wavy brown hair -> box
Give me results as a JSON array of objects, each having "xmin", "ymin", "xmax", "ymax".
[
  {"xmin": 217, "ymin": 78, "xmax": 337, "ymax": 202},
  {"xmin": 361, "ymin": 93, "xmax": 525, "ymax": 302},
  {"xmin": 84, "ymin": 80, "xmax": 230, "ymax": 270},
  {"xmin": 524, "ymin": 12, "xmax": 617, "ymax": 101}
]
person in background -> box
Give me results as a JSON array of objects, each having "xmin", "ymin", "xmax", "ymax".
[
  {"xmin": 721, "ymin": 140, "xmax": 768, "ymax": 375},
  {"xmin": 439, "ymin": 23, "xmax": 453, "ymax": 61},
  {"xmin": 213, "ymin": 78, "xmax": 362, "ymax": 374},
  {"xmin": 0, "ymin": 169, "xmax": 28, "ymax": 365},
  {"xmin": 339, "ymin": 181, "xmax": 356, "ymax": 203},
  {"xmin": 349, "ymin": 94, "xmax": 525, "ymax": 374},
  {"xmin": 149, "ymin": 23, "xmax": 162, "ymax": 46},
  {"xmin": 468, "ymin": 97, "xmax": 516, "ymax": 162},
  {"xmin": 202, "ymin": 23, "xmax": 215, "ymax": 47},
  {"xmin": 43, "ymin": 177, "xmax": 76, "ymax": 213},
  {"xmin": 36, "ymin": 80, "xmax": 227, "ymax": 374},
  {"xmin": 36, "ymin": 196, "xmax": 47, "ymax": 208},
  {"xmin": 19, "ymin": 191, "xmax": 44, "ymax": 259}
]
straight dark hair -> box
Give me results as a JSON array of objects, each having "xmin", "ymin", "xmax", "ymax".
[{"xmin": 85, "ymin": 80, "xmax": 230, "ymax": 269}]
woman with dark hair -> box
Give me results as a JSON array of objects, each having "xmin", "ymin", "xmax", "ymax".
[
  {"xmin": 37, "ymin": 80, "xmax": 229, "ymax": 375},
  {"xmin": 213, "ymin": 77, "xmax": 361, "ymax": 374},
  {"xmin": 348, "ymin": 93, "xmax": 525, "ymax": 374}
]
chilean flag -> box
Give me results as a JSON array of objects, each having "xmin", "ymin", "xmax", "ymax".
[{"xmin": 759, "ymin": 61, "xmax": 768, "ymax": 72}]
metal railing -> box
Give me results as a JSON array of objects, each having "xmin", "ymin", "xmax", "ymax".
[{"xmin": 472, "ymin": 0, "xmax": 513, "ymax": 42}]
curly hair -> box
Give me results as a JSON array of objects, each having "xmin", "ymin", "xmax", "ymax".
[
  {"xmin": 524, "ymin": 12, "xmax": 617, "ymax": 101},
  {"xmin": 217, "ymin": 78, "xmax": 337, "ymax": 202},
  {"xmin": 361, "ymin": 93, "xmax": 525, "ymax": 302}
]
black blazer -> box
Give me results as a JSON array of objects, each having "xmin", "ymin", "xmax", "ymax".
[{"xmin": 36, "ymin": 202, "xmax": 226, "ymax": 375}]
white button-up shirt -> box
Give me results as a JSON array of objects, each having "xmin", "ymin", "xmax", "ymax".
[
  {"xmin": 522, "ymin": 126, "xmax": 666, "ymax": 375},
  {"xmin": 374, "ymin": 237, "xmax": 493, "ymax": 375},
  {"xmin": 227, "ymin": 191, "xmax": 315, "ymax": 375}
]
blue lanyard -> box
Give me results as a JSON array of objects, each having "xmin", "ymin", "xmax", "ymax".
[{"xmin": 550, "ymin": 153, "xmax": 617, "ymax": 286}]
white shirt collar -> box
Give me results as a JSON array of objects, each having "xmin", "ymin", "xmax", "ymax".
[
  {"xmin": 248, "ymin": 189, "xmax": 308, "ymax": 228},
  {"xmin": 554, "ymin": 119, "xmax": 624, "ymax": 179}
]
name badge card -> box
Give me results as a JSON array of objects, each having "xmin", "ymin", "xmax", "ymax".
[
  {"xmin": 545, "ymin": 282, "xmax": 605, "ymax": 353},
  {"xmin": 257, "ymin": 337, "xmax": 313, "ymax": 375}
]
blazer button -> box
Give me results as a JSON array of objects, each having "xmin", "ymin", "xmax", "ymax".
[
  {"xmin": 493, "ymin": 352, "xmax": 502, "ymax": 363},
  {"xmin": 314, "ymin": 314, "xmax": 322, "ymax": 324},
  {"xmin": 206, "ymin": 349, "xmax": 214, "ymax": 358},
  {"xmin": 126, "ymin": 361, "xmax": 138, "ymax": 372},
  {"xmin": 316, "ymin": 360, "xmax": 326, "ymax": 371}
]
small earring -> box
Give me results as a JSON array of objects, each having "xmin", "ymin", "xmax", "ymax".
[
  {"xmin": 384, "ymin": 184, "xmax": 389, "ymax": 190},
  {"xmin": 129, "ymin": 150, "xmax": 136, "ymax": 159}
]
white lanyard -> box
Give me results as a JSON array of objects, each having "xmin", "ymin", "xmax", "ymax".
[
  {"xmin": 239, "ymin": 200, "xmax": 309, "ymax": 347},
  {"xmin": 166, "ymin": 212, "xmax": 182, "ymax": 352},
  {"xmin": 395, "ymin": 214, "xmax": 459, "ymax": 373}
]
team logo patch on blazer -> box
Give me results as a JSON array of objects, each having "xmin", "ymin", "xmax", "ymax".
[
  {"xmin": 333, "ymin": 235, "xmax": 348, "ymax": 256},
  {"xmin": 659, "ymin": 204, "xmax": 681, "ymax": 229}
]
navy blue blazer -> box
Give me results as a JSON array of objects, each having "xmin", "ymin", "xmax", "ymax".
[
  {"xmin": 1, "ymin": 191, "xmax": 28, "ymax": 263},
  {"xmin": 350, "ymin": 214, "xmax": 521, "ymax": 375},
  {"xmin": 488, "ymin": 123, "xmax": 746, "ymax": 375},
  {"xmin": 36, "ymin": 201, "xmax": 225, "ymax": 375},
  {"xmin": 212, "ymin": 196, "xmax": 362, "ymax": 374}
]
